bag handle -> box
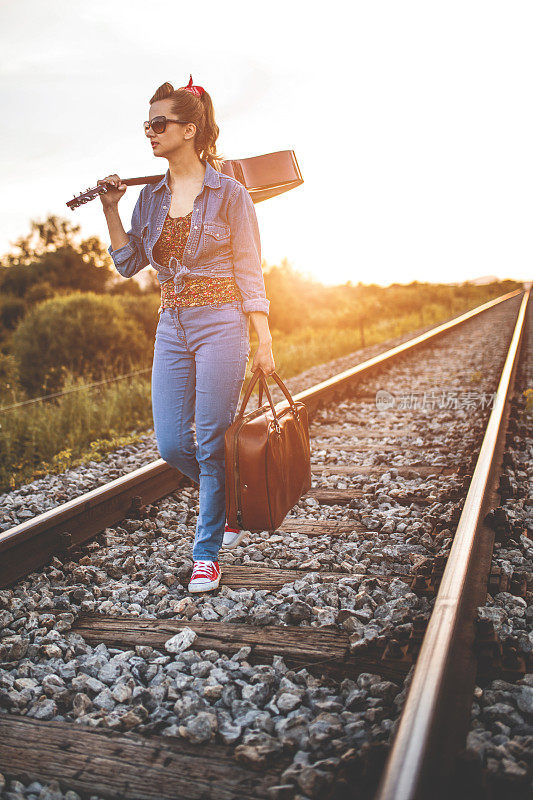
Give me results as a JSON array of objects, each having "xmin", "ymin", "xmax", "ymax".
[{"xmin": 236, "ymin": 369, "xmax": 298, "ymax": 421}]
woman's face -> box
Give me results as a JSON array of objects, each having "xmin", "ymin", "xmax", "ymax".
[{"xmin": 145, "ymin": 98, "xmax": 196, "ymax": 157}]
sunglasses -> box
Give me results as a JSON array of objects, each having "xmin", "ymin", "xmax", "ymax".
[{"xmin": 143, "ymin": 116, "xmax": 190, "ymax": 134}]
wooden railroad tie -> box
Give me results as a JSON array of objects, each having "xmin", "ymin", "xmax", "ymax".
[
  {"xmin": 0, "ymin": 714, "xmax": 289, "ymax": 800},
  {"xmin": 71, "ymin": 614, "xmax": 415, "ymax": 684}
]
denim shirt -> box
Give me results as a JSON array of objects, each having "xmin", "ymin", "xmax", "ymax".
[{"xmin": 107, "ymin": 161, "xmax": 270, "ymax": 315}]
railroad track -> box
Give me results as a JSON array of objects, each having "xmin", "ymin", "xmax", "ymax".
[{"xmin": 0, "ymin": 287, "xmax": 530, "ymax": 800}]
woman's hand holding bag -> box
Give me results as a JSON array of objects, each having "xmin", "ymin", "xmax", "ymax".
[{"xmin": 225, "ymin": 369, "xmax": 312, "ymax": 532}]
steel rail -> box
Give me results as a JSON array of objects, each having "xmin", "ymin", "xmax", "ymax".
[
  {"xmin": 375, "ymin": 286, "xmax": 531, "ymax": 800},
  {"xmin": 0, "ymin": 461, "xmax": 188, "ymax": 587},
  {"xmin": 0, "ymin": 289, "xmax": 522, "ymax": 589}
]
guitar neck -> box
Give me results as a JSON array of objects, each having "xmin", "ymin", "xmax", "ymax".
[{"xmin": 122, "ymin": 175, "xmax": 164, "ymax": 186}]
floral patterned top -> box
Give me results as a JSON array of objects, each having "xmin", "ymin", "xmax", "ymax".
[{"xmin": 153, "ymin": 211, "xmax": 242, "ymax": 310}]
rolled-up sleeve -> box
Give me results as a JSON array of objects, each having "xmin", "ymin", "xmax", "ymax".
[
  {"xmin": 107, "ymin": 188, "xmax": 149, "ymax": 278},
  {"xmin": 228, "ymin": 183, "xmax": 270, "ymax": 315}
]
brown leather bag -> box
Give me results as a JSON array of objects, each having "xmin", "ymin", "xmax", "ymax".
[{"xmin": 225, "ymin": 369, "xmax": 312, "ymax": 532}]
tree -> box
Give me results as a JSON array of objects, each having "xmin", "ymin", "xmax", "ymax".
[
  {"xmin": 0, "ymin": 214, "xmax": 114, "ymax": 298},
  {"xmin": 4, "ymin": 215, "xmax": 82, "ymax": 266}
]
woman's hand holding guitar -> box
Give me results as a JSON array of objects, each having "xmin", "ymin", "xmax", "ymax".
[{"xmin": 97, "ymin": 174, "xmax": 127, "ymax": 210}]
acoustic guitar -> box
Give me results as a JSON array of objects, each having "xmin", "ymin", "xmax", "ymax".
[{"xmin": 66, "ymin": 150, "xmax": 303, "ymax": 210}]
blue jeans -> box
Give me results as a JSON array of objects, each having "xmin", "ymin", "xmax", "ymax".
[{"xmin": 151, "ymin": 300, "xmax": 250, "ymax": 560}]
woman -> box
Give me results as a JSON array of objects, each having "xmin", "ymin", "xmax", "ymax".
[{"xmin": 99, "ymin": 75, "xmax": 275, "ymax": 594}]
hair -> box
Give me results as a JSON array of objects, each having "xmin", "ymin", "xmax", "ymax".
[{"xmin": 149, "ymin": 81, "xmax": 224, "ymax": 171}]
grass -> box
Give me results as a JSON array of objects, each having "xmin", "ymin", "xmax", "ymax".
[
  {"xmin": 268, "ymin": 300, "xmax": 469, "ymax": 377},
  {"xmin": 0, "ymin": 375, "xmax": 152, "ymax": 492},
  {"xmin": 0, "ymin": 292, "xmax": 518, "ymax": 492}
]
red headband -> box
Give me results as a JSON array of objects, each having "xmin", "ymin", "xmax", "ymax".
[{"xmin": 179, "ymin": 74, "xmax": 205, "ymax": 97}]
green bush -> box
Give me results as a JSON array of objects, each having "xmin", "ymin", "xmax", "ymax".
[
  {"xmin": 12, "ymin": 292, "xmax": 154, "ymax": 395},
  {"xmin": 119, "ymin": 293, "xmax": 160, "ymax": 340}
]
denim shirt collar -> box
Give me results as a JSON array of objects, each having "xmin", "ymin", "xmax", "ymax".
[
  {"xmin": 150, "ymin": 160, "xmax": 221, "ymax": 195},
  {"xmin": 149, "ymin": 161, "xmax": 223, "ymax": 293}
]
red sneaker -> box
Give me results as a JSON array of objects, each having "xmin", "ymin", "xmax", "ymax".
[
  {"xmin": 188, "ymin": 560, "xmax": 221, "ymax": 593},
  {"xmin": 222, "ymin": 521, "xmax": 248, "ymax": 549}
]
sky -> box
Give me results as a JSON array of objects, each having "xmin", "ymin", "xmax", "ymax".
[{"xmin": 0, "ymin": 0, "xmax": 532, "ymax": 287}]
